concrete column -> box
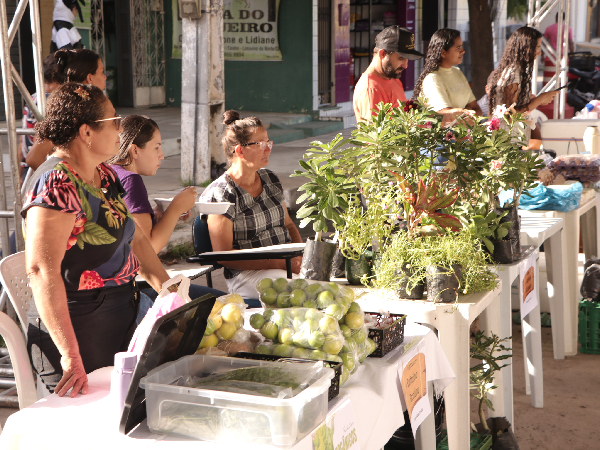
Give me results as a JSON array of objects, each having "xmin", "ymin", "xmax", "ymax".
[{"xmin": 181, "ymin": 0, "xmax": 225, "ymax": 186}]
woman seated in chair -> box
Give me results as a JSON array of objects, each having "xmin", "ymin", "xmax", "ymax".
[
  {"xmin": 107, "ymin": 115, "xmax": 225, "ymax": 304},
  {"xmin": 200, "ymin": 110, "xmax": 303, "ymax": 299},
  {"xmin": 22, "ymin": 83, "xmax": 171, "ymax": 396}
]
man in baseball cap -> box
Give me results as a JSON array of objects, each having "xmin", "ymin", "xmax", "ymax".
[{"xmin": 353, "ymin": 26, "xmax": 424, "ymax": 123}]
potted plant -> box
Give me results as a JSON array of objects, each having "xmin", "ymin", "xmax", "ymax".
[{"xmin": 470, "ymin": 331, "xmax": 519, "ymax": 449}]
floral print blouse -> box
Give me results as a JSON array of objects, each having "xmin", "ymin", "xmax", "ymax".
[{"xmin": 21, "ymin": 157, "xmax": 140, "ymax": 291}]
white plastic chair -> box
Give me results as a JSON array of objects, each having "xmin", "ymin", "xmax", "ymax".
[{"xmin": 0, "ymin": 251, "xmax": 45, "ymax": 409}]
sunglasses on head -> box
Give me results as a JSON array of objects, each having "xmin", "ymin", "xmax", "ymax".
[{"xmin": 94, "ymin": 115, "xmax": 122, "ymax": 129}]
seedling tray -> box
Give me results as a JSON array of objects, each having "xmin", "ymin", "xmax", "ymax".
[{"xmin": 366, "ymin": 312, "xmax": 406, "ymax": 357}]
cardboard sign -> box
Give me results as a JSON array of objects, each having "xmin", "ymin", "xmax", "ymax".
[
  {"xmin": 223, "ymin": 0, "xmax": 282, "ymax": 61},
  {"xmin": 519, "ymin": 251, "xmax": 538, "ymax": 318},
  {"xmin": 399, "ymin": 345, "xmax": 431, "ymax": 438},
  {"xmin": 312, "ymin": 397, "xmax": 360, "ymax": 450}
]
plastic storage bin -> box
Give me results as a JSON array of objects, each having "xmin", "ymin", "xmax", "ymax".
[
  {"xmin": 140, "ymin": 354, "xmax": 333, "ymax": 447},
  {"xmin": 579, "ymin": 300, "xmax": 600, "ymax": 354}
]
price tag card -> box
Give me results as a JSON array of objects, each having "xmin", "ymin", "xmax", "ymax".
[
  {"xmin": 312, "ymin": 397, "xmax": 360, "ymax": 450},
  {"xmin": 519, "ymin": 251, "xmax": 538, "ymax": 318},
  {"xmin": 399, "ymin": 343, "xmax": 431, "ymax": 438}
]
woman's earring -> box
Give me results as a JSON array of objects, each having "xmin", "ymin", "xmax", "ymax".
[{"xmin": 88, "ymin": 141, "xmax": 92, "ymax": 149}]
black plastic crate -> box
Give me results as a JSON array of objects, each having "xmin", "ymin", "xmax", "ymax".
[
  {"xmin": 233, "ymin": 352, "xmax": 342, "ymax": 401},
  {"xmin": 366, "ymin": 312, "xmax": 407, "ymax": 357}
]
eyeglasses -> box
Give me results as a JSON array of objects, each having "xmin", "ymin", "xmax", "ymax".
[
  {"xmin": 241, "ymin": 140, "xmax": 273, "ymax": 151},
  {"xmin": 94, "ymin": 115, "xmax": 122, "ymax": 130}
]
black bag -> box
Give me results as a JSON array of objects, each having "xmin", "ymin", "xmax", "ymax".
[{"xmin": 580, "ymin": 258, "xmax": 600, "ymax": 301}]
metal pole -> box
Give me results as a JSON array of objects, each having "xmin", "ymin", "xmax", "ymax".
[
  {"xmin": 11, "ymin": 64, "xmax": 42, "ymax": 121},
  {"xmin": 560, "ymin": 0, "xmax": 570, "ymax": 119},
  {"xmin": 7, "ymin": 0, "xmax": 29, "ymax": 47},
  {"xmin": 0, "ymin": 0, "xmax": 25, "ymax": 253},
  {"xmin": 0, "ymin": 138, "xmax": 10, "ymax": 258},
  {"xmin": 555, "ymin": 1, "xmax": 564, "ymax": 119},
  {"xmin": 29, "ymin": 0, "xmax": 45, "ymax": 117}
]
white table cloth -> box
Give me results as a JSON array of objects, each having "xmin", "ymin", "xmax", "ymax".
[{"xmin": 0, "ymin": 323, "xmax": 453, "ymax": 450}]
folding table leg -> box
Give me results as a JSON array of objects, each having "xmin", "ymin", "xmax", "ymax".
[
  {"xmin": 545, "ymin": 232, "xmax": 565, "ymax": 359},
  {"xmin": 285, "ymin": 258, "xmax": 292, "ymax": 279},
  {"xmin": 522, "ymin": 256, "xmax": 544, "ymax": 408},
  {"xmin": 414, "ymin": 381, "xmax": 436, "ymax": 450}
]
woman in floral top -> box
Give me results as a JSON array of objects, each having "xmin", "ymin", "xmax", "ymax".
[{"xmin": 22, "ymin": 83, "xmax": 170, "ymax": 396}]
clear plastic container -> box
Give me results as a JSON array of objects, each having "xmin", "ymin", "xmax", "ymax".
[{"xmin": 140, "ymin": 355, "xmax": 333, "ymax": 447}]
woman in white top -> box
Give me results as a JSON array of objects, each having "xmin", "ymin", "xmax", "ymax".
[{"xmin": 412, "ymin": 29, "xmax": 482, "ymax": 117}]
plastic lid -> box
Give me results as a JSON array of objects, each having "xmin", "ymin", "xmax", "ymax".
[{"xmin": 118, "ymin": 294, "xmax": 216, "ymax": 435}]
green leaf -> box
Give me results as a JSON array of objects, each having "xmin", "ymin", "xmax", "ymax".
[
  {"xmin": 79, "ymin": 223, "xmax": 117, "ymax": 246},
  {"xmin": 296, "ymin": 206, "xmax": 317, "ymax": 219}
]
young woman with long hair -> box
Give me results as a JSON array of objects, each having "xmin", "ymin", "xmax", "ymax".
[
  {"xmin": 488, "ymin": 26, "xmax": 557, "ymax": 114},
  {"xmin": 412, "ymin": 28, "xmax": 481, "ymax": 117}
]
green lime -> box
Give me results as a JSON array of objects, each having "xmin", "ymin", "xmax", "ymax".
[
  {"xmin": 272, "ymin": 278, "xmax": 290, "ymax": 293},
  {"xmin": 204, "ymin": 318, "xmax": 216, "ymax": 336},
  {"xmin": 308, "ymin": 330, "xmax": 325, "ymax": 348},
  {"xmin": 290, "ymin": 289, "xmax": 307, "ymax": 306},
  {"xmin": 317, "ymin": 290, "xmax": 335, "ymax": 308},
  {"xmin": 249, "ymin": 313, "xmax": 265, "ymax": 330},
  {"xmin": 260, "ymin": 322, "xmax": 279, "ymax": 340},
  {"xmin": 276, "ymin": 292, "xmax": 291, "ymax": 308},
  {"xmin": 261, "ymin": 288, "xmax": 278, "ymax": 305},
  {"xmin": 255, "ymin": 278, "xmax": 273, "ymax": 294}
]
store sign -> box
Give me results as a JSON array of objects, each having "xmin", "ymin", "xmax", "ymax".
[
  {"xmin": 223, "ymin": 0, "xmax": 282, "ymax": 61},
  {"xmin": 519, "ymin": 251, "xmax": 538, "ymax": 318},
  {"xmin": 312, "ymin": 397, "xmax": 360, "ymax": 450},
  {"xmin": 399, "ymin": 344, "xmax": 430, "ymax": 438}
]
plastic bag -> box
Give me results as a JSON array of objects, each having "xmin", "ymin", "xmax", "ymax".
[
  {"xmin": 499, "ymin": 182, "xmax": 583, "ymax": 212},
  {"xmin": 255, "ymin": 277, "xmax": 355, "ymax": 314},
  {"xmin": 197, "ymin": 293, "xmax": 249, "ymax": 353},
  {"xmin": 128, "ymin": 275, "xmax": 191, "ymax": 355}
]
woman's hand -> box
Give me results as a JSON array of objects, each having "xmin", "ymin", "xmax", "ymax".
[
  {"xmin": 291, "ymin": 256, "xmax": 302, "ymax": 274},
  {"xmin": 169, "ymin": 186, "xmax": 197, "ymax": 217},
  {"xmin": 55, "ymin": 354, "xmax": 88, "ymax": 397},
  {"xmin": 534, "ymin": 91, "xmax": 557, "ymax": 107}
]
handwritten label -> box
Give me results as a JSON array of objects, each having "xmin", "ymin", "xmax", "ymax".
[
  {"xmin": 519, "ymin": 252, "xmax": 538, "ymax": 318},
  {"xmin": 399, "ymin": 345, "xmax": 431, "ymax": 437},
  {"xmin": 312, "ymin": 398, "xmax": 360, "ymax": 450}
]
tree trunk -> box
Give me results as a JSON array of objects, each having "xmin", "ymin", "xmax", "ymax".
[{"xmin": 467, "ymin": 0, "xmax": 495, "ymax": 98}]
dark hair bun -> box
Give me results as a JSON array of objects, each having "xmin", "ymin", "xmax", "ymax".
[{"xmin": 223, "ymin": 110, "xmax": 240, "ymax": 126}]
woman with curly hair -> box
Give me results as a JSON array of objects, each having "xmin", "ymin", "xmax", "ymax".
[
  {"xmin": 22, "ymin": 82, "xmax": 170, "ymax": 396},
  {"xmin": 488, "ymin": 26, "xmax": 557, "ymax": 115},
  {"xmin": 412, "ymin": 29, "xmax": 481, "ymax": 117}
]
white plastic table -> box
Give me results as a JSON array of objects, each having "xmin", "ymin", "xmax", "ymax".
[
  {"xmin": 0, "ymin": 323, "xmax": 454, "ymax": 450},
  {"xmin": 489, "ymin": 246, "xmax": 543, "ymax": 429},
  {"xmin": 519, "ymin": 216, "xmax": 566, "ymax": 360},
  {"xmin": 519, "ymin": 194, "xmax": 600, "ymax": 355},
  {"xmin": 348, "ymin": 285, "xmax": 503, "ymax": 450}
]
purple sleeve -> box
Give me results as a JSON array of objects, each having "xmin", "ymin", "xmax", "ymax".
[{"xmin": 117, "ymin": 172, "xmax": 156, "ymax": 223}]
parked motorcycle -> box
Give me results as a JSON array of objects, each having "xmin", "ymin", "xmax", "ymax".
[{"xmin": 566, "ymin": 52, "xmax": 600, "ymax": 111}]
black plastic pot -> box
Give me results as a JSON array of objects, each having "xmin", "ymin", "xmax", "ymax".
[
  {"xmin": 331, "ymin": 248, "xmax": 346, "ymax": 279},
  {"xmin": 474, "ymin": 417, "xmax": 520, "ymax": 450},
  {"xmin": 426, "ymin": 264, "xmax": 462, "ymax": 303},
  {"xmin": 345, "ymin": 254, "xmax": 372, "ymax": 285},
  {"xmin": 299, "ymin": 237, "xmax": 337, "ymax": 281},
  {"xmin": 498, "ymin": 206, "xmax": 521, "ymax": 261},
  {"xmin": 492, "ymin": 239, "xmax": 515, "ymax": 265},
  {"xmin": 397, "ymin": 264, "xmax": 425, "ymax": 299}
]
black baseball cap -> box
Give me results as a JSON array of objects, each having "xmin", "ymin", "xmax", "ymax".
[{"xmin": 375, "ymin": 25, "xmax": 424, "ymax": 60}]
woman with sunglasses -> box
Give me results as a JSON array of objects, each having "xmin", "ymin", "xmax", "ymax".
[
  {"xmin": 200, "ymin": 110, "xmax": 303, "ymax": 299},
  {"xmin": 22, "ymin": 83, "xmax": 171, "ymax": 396},
  {"xmin": 107, "ymin": 115, "xmax": 225, "ymax": 310}
]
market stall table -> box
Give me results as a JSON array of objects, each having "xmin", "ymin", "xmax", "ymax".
[
  {"xmin": 519, "ymin": 216, "xmax": 566, "ymax": 359},
  {"xmin": 519, "ymin": 193, "xmax": 600, "ymax": 355},
  {"xmin": 345, "ymin": 284, "xmax": 503, "ymax": 450},
  {"xmin": 0, "ymin": 323, "xmax": 453, "ymax": 450},
  {"xmin": 490, "ymin": 246, "xmax": 543, "ymax": 429}
]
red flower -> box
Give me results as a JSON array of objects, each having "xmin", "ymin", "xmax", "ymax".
[
  {"xmin": 491, "ymin": 160, "xmax": 503, "ymax": 171},
  {"xmin": 488, "ymin": 116, "xmax": 500, "ymax": 131},
  {"xmin": 79, "ymin": 270, "xmax": 105, "ymax": 290},
  {"xmin": 66, "ymin": 216, "xmax": 87, "ymax": 250},
  {"xmin": 444, "ymin": 131, "xmax": 456, "ymax": 141},
  {"xmin": 403, "ymin": 100, "xmax": 417, "ymax": 112}
]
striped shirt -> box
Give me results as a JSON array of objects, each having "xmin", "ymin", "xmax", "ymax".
[{"xmin": 200, "ymin": 168, "xmax": 291, "ymax": 279}]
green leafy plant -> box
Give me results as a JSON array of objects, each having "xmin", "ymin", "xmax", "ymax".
[
  {"xmin": 464, "ymin": 207, "xmax": 512, "ymax": 253},
  {"xmin": 165, "ymin": 242, "xmax": 195, "ymax": 260},
  {"xmin": 470, "ymin": 331, "xmax": 512, "ymax": 431}
]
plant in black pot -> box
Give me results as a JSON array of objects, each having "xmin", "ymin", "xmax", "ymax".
[
  {"xmin": 470, "ymin": 331, "xmax": 520, "ymax": 449},
  {"xmin": 466, "ymin": 207, "xmax": 514, "ymax": 264},
  {"xmin": 292, "ymin": 135, "xmax": 354, "ymax": 280}
]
